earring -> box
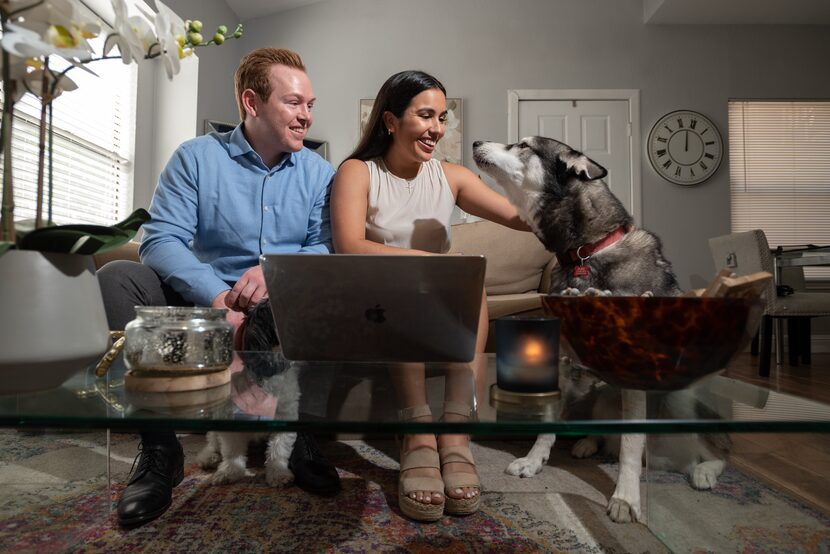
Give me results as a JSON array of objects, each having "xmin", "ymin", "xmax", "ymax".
[{"xmin": 387, "ymin": 128, "xmax": 392, "ymax": 135}]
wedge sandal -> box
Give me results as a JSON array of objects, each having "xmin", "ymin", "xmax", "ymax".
[
  {"xmin": 398, "ymin": 405, "xmax": 444, "ymax": 522},
  {"xmin": 439, "ymin": 400, "xmax": 481, "ymax": 516}
]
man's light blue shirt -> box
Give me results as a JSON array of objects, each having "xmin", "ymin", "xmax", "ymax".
[{"xmin": 139, "ymin": 124, "xmax": 334, "ymax": 306}]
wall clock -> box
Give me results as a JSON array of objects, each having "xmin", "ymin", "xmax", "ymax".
[{"xmin": 647, "ymin": 110, "xmax": 723, "ymax": 186}]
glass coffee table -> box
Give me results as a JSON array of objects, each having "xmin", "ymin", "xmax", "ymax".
[{"xmin": 1, "ymin": 352, "xmax": 829, "ymax": 552}]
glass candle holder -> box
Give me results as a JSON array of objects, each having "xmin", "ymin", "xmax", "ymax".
[{"xmin": 495, "ymin": 316, "xmax": 560, "ymax": 393}]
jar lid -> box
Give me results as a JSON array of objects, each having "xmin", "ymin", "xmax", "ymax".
[{"xmin": 133, "ymin": 306, "xmax": 228, "ymax": 321}]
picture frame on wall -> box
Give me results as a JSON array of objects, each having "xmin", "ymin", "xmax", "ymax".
[
  {"xmin": 204, "ymin": 119, "xmax": 235, "ymax": 134},
  {"xmin": 359, "ymin": 97, "xmax": 463, "ymax": 164}
]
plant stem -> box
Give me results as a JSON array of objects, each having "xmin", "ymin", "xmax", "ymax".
[
  {"xmin": 1, "ymin": 15, "xmax": 16, "ymax": 243},
  {"xmin": 48, "ymin": 101, "xmax": 53, "ymax": 225},
  {"xmin": 35, "ymin": 59, "xmax": 51, "ymax": 229}
]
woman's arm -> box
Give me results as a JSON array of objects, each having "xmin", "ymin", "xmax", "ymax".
[
  {"xmin": 443, "ymin": 162, "xmax": 531, "ymax": 231},
  {"xmin": 331, "ymin": 159, "xmax": 430, "ymax": 255}
]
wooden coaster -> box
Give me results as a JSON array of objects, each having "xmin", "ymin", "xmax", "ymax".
[
  {"xmin": 127, "ymin": 382, "xmax": 232, "ymax": 412},
  {"xmin": 125, "ymin": 367, "xmax": 231, "ymax": 393}
]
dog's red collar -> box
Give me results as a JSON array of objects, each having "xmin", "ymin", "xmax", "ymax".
[{"xmin": 557, "ymin": 225, "xmax": 631, "ymax": 266}]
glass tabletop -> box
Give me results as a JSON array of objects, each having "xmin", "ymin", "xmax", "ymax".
[{"xmin": 1, "ymin": 352, "xmax": 829, "ymax": 434}]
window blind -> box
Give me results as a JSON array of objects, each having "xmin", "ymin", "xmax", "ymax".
[
  {"xmin": 1, "ymin": 38, "xmax": 137, "ymax": 226},
  {"xmin": 729, "ymin": 100, "xmax": 830, "ymax": 280}
]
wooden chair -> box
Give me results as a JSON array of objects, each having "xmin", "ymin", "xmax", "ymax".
[{"xmin": 709, "ymin": 230, "xmax": 830, "ymax": 377}]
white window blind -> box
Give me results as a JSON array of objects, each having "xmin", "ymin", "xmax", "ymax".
[
  {"xmin": 729, "ymin": 100, "xmax": 830, "ymax": 280},
  {"xmin": 1, "ymin": 38, "xmax": 137, "ymax": 226}
]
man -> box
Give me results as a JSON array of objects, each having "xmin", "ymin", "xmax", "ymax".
[{"xmin": 98, "ymin": 48, "xmax": 340, "ymax": 528}]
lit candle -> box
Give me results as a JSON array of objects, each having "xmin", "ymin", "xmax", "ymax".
[{"xmin": 496, "ymin": 316, "xmax": 560, "ymax": 393}]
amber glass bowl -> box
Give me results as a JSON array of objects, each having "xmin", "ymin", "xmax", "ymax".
[{"xmin": 540, "ymin": 295, "xmax": 765, "ymax": 390}]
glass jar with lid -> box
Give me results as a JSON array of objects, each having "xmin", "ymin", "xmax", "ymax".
[{"xmin": 124, "ymin": 306, "xmax": 233, "ymax": 373}]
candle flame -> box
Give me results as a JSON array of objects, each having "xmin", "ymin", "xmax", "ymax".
[{"xmin": 522, "ymin": 339, "xmax": 545, "ymax": 363}]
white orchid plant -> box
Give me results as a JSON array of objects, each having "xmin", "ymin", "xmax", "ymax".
[{"xmin": 0, "ymin": 0, "xmax": 242, "ymax": 256}]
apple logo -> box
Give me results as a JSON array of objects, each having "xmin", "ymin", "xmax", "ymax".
[{"xmin": 365, "ymin": 304, "xmax": 386, "ymax": 323}]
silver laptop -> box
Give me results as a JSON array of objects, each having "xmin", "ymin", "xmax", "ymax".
[{"xmin": 260, "ymin": 254, "xmax": 486, "ymax": 362}]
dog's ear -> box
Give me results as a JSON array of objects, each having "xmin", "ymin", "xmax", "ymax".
[{"xmin": 569, "ymin": 155, "xmax": 607, "ymax": 182}]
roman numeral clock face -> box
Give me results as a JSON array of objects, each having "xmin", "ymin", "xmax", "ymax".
[{"xmin": 647, "ymin": 110, "xmax": 723, "ymax": 185}]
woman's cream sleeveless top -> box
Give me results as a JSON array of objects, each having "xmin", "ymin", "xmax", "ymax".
[{"xmin": 364, "ymin": 158, "xmax": 456, "ymax": 253}]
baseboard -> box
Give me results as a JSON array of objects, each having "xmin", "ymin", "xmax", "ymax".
[
  {"xmin": 811, "ymin": 334, "xmax": 830, "ymax": 353},
  {"xmin": 747, "ymin": 334, "xmax": 830, "ymax": 353}
]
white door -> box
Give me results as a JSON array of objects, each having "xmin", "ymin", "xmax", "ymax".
[{"xmin": 508, "ymin": 90, "xmax": 641, "ymax": 223}]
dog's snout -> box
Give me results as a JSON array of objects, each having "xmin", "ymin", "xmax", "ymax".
[{"xmin": 473, "ymin": 141, "xmax": 484, "ymax": 148}]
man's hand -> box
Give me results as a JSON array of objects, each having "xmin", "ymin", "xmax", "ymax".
[
  {"xmin": 211, "ymin": 291, "xmax": 247, "ymax": 348},
  {"xmin": 225, "ymin": 265, "xmax": 268, "ymax": 312}
]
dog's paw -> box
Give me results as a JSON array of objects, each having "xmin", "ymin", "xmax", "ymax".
[
  {"xmin": 690, "ymin": 460, "xmax": 725, "ymax": 490},
  {"xmin": 583, "ymin": 287, "xmax": 612, "ymax": 297},
  {"xmin": 210, "ymin": 463, "xmax": 254, "ymax": 485},
  {"xmin": 196, "ymin": 447, "xmax": 222, "ymax": 470},
  {"xmin": 265, "ymin": 465, "xmax": 294, "ymax": 487},
  {"xmin": 571, "ymin": 437, "xmax": 599, "ymax": 459},
  {"xmin": 607, "ymin": 497, "xmax": 640, "ymax": 523},
  {"xmin": 640, "ymin": 291, "xmax": 654, "ymax": 297},
  {"xmin": 505, "ymin": 457, "xmax": 543, "ymax": 478},
  {"xmin": 560, "ymin": 287, "xmax": 581, "ymax": 296}
]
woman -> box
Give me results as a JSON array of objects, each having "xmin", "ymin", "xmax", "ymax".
[{"xmin": 331, "ymin": 70, "xmax": 529, "ymax": 521}]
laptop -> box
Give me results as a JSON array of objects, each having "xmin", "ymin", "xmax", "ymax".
[{"xmin": 260, "ymin": 254, "xmax": 486, "ymax": 362}]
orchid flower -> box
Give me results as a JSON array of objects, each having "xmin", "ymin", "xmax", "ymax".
[
  {"xmin": 2, "ymin": 22, "xmax": 94, "ymax": 61},
  {"xmin": 153, "ymin": 0, "xmax": 186, "ymax": 79},
  {"xmin": 1, "ymin": 0, "xmax": 100, "ymax": 65},
  {"xmin": 0, "ymin": 54, "xmax": 33, "ymax": 102},
  {"xmin": 24, "ymin": 65, "xmax": 78, "ymax": 100},
  {"xmin": 103, "ymin": 0, "xmax": 154, "ymax": 65}
]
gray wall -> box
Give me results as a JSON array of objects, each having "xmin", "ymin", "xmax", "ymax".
[
  {"xmin": 166, "ymin": 0, "xmax": 830, "ymax": 289},
  {"xmin": 164, "ymin": 0, "xmax": 243, "ymax": 132}
]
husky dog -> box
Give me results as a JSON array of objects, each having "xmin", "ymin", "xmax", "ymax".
[
  {"xmin": 196, "ymin": 301, "xmax": 299, "ymax": 487},
  {"xmin": 473, "ymin": 137, "xmax": 727, "ymax": 523}
]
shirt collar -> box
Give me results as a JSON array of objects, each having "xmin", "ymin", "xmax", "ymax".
[
  {"xmin": 228, "ymin": 123, "xmax": 253, "ymax": 158},
  {"xmin": 229, "ymin": 123, "xmax": 296, "ymax": 170}
]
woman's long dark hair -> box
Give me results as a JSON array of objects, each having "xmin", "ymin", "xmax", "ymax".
[{"xmin": 346, "ymin": 70, "xmax": 446, "ymax": 163}]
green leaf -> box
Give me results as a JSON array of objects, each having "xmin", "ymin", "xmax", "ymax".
[{"xmin": 15, "ymin": 208, "xmax": 150, "ymax": 255}]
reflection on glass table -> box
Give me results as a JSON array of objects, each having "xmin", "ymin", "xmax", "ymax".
[{"xmin": 1, "ymin": 353, "xmax": 829, "ymax": 435}]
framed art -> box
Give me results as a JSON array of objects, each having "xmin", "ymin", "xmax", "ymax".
[
  {"xmin": 359, "ymin": 97, "xmax": 463, "ymax": 164},
  {"xmin": 203, "ymin": 119, "xmax": 235, "ymax": 134}
]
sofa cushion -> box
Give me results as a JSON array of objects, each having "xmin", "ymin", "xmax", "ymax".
[
  {"xmin": 487, "ymin": 293, "xmax": 544, "ymax": 320},
  {"xmin": 450, "ymin": 220, "xmax": 554, "ymax": 295},
  {"xmin": 93, "ymin": 241, "xmax": 140, "ymax": 270}
]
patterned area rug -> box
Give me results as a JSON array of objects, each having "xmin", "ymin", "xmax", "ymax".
[{"xmin": 1, "ymin": 430, "xmax": 828, "ymax": 553}]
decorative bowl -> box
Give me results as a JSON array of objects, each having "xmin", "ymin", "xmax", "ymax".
[{"xmin": 540, "ymin": 295, "xmax": 764, "ymax": 390}]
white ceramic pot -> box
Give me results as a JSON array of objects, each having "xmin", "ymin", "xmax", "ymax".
[{"xmin": 0, "ymin": 250, "xmax": 110, "ymax": 394}]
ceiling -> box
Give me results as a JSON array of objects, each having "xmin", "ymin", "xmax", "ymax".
[
  {"xmin": 645, "ymin": 0, "xmax": 830, "ymax": 24},
  {"xmin": 224, "ymin": 0, "xmax": 322, "ymax": 21},
  {"xmin": 223, "ymin": 0, "xmax": 830, "ymax": 24}
]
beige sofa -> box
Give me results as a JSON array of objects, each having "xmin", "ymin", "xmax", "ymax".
[
  {"xmin": 96, "ymin": 220, "xmax": 555, "ymax": 352},
  {"xmin": 449, "ymin": 219, "xmax": 555, "ymax": 351}
]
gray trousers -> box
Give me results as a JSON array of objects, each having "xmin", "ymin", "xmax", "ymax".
[
  {"xmin": 97, "ymin": 260, "xmax": 189, "ymax": 445},
  {"xmin": 97, "ymin": 260, "xmax": 192, "ymax": 331}
]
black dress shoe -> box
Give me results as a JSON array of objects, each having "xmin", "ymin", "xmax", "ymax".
[
  {"xmin": 117, "ymin": 441, "xmax": 184, "ymax": 527},
  {"xmin": 289, "ymin": 432, "xmax": 340, "ymax": 496}
]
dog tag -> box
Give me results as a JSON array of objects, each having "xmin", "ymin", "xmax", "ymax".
[{"xmin": 573, "ymin": 265, "xmax": 589, "ymax": 277}]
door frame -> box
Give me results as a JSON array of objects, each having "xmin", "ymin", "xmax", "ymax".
[{"xmin": 508, "ymin": 89, "xmax": 642, "ymax": 224}]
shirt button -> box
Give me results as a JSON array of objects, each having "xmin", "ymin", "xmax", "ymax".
[
  {"xmin": 262, "ymin": 239, "xmax": 267, "ymax": 245},
  {"xmin": 264, "ymin": 206, "xmax": 269, "ymax": 211}
]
